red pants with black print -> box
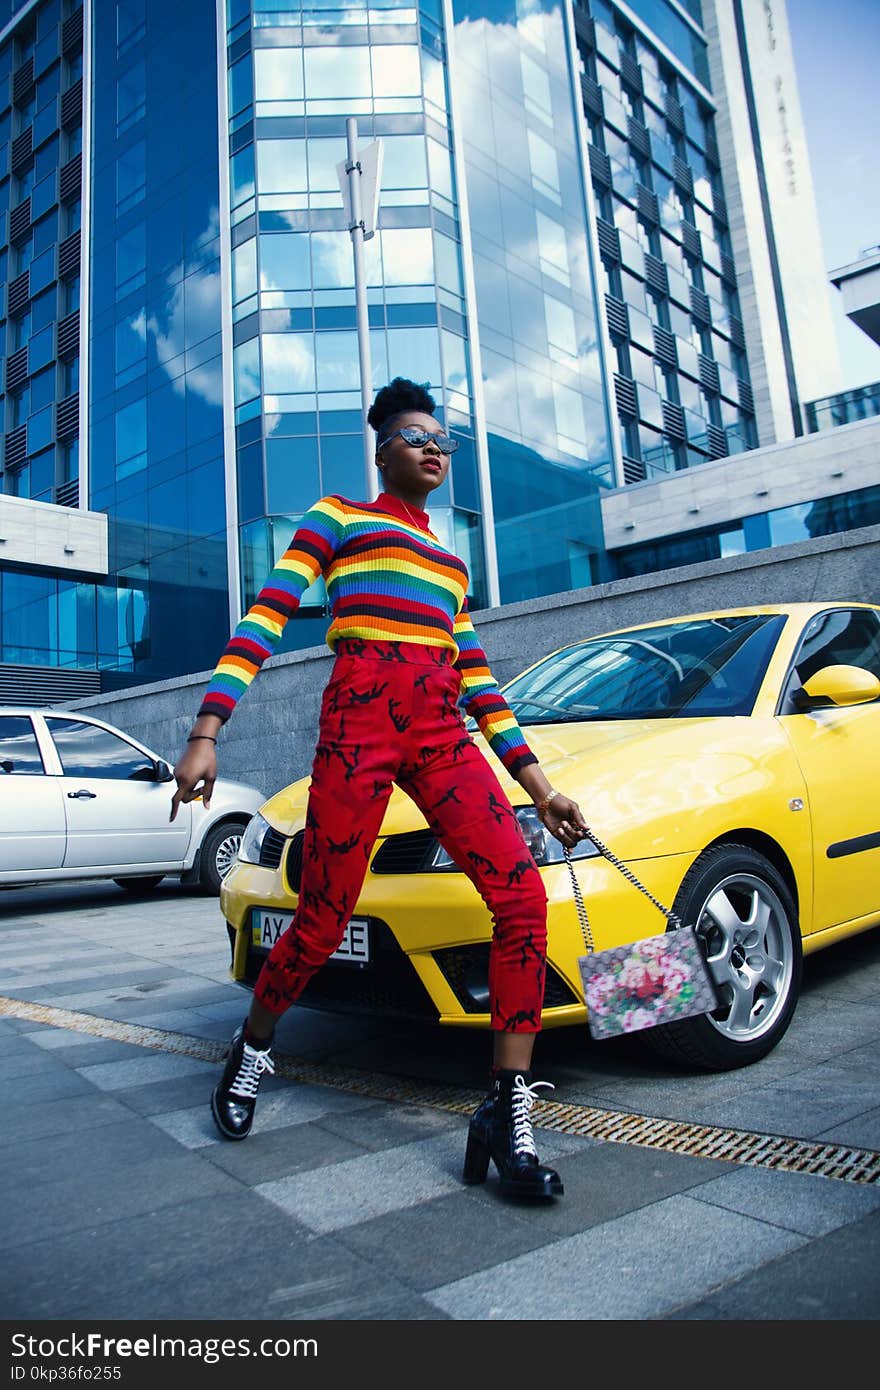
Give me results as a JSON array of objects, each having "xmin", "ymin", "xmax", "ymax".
[{"xmin": 254, "ymin": 639, "xmax": 548, "ymax": 1032}]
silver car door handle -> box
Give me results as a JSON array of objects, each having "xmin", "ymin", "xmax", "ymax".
[{"xmin": 67, "ymin": 790, "xmax": 98, "ymax": 799}]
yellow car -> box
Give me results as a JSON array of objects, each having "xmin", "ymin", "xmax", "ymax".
[{"xmin": 220, "ymin": 602, "xmax": 880, "ymax": 1070}]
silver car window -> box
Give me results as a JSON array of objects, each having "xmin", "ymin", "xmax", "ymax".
[
  {"xmin": 45, "ymin": 718, "xmax": 156, "ymax": 780},
  {"xmin": 0, "ymin": 716, "xmax": 46, "ymax": 775}
]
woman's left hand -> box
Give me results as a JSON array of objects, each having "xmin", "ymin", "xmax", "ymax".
[{"xmin": 541, "ymin": 794, "xmax": 589, "ymax": 849}]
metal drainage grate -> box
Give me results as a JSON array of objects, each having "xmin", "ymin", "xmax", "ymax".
[{"xmin": 3, "ymin": 996, "xmax": 879, "ymax": 1186}]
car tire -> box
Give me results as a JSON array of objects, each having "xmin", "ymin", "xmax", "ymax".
[
  {"xmin": 114, "ymin": 875, "xmax": 165, "ymax": 894},
  {"xmin": 643, "ymin": 842, "xmax": 803, "ymax": 1072},
  {"xmin": 199, "ymin": 819, "xmax": 248, "ymax": 895}
]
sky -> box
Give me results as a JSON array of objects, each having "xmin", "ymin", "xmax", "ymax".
[{"xmin": 785, "ymin": 0, "xmax": 880, "ymax": 391}]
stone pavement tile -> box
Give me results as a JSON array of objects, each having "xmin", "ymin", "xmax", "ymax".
[
  {"xmin": 22, "ymin": 1026, "xmax": 123, "ymax": 1050},
  {"xmin": 816, "ymin": 1106, "xmax": 880, "ymax": 1151},
  {"xmin": 426, "ymin": 1193, "xmax": 806, "ymax": 1321},
  {"xmin": 0, "ymin": 1048, "xmax": 78, "ymax": 1080},
  {"xmin": 12, "ymin": 1115, "xmax": 194, "ymax": 1187},
  {"xmin": 1, "ymin": 1091, "xmax": 134, "ymax": 1145},
  {"xmin": 24, "ymin": 1037, "xmax": 152, "ymax": 1067},
  {"xmin": 688, "ymin": 1166, "xmax": 880, "ymax": 1237},
  {"xmin": 76, "ymin": 1052, "xmax": 217, "ymax": 1092},
  {"xmin": 149, "ymin": 1081, "xmax": 376, "ymax": 1150},
  {"xmin": 314, "ymin": 1099, "xmax": 463, "ymax": 1152},
  {"xmin": 128, "ymin": 1007, "xmax": 241, "ymax": 1033},
  {"xmin": 668, "ymin": 1209, "xmax": 880, "ymax": 1320},
  {"xmin": 687, "ymin": 1064, "xmax": 879, "ymax": 1139},
  {"xmin": 2, "ymin": 959, "xmax": 175, "ymax": 990},
  {"xmin": 0, "ymin": 1149, "xmax": 241, "ymax": 1252},
  {"xmin": 106, "ymin": 1071, "xmax": 222, "ymax": 1119},
  {"xmin": 340, "ymin": 1140, "xmax": 734, "ymax": 1290},
  {"xmin": 203, "ymin": 1118, "xmax": 367, "ymax": 1183},
  {"xmin": 2, "ymin": 966, "xmax": 188, "ymax": 1000},
  {"xmin": 9, "ymin": 1064, "xmax": 95, "ymax": 1104},
  {"xmin": 256, "ymin": 1127, "xmax": 585, "ymax": 1238},
  {"xmin": 338, "ymin": 1188, "xmax": 567, "ymax": 1293},
  {"xmin": 768, "ymin": 997, "xmax": 880, "ymax": 1061},
  {"xmin": 4, "ymin": 1192, "xmax": 442, "ymax": 1321}
]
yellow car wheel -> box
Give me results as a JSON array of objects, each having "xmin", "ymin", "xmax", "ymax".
[{"xmin": 645, "ymin": 843, "xmax": 803, "ymax": 1071}]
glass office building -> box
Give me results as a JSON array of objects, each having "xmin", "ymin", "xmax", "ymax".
[{"xmin": 0, "ymin": 0, "xmax": 848, "ymax": 694}]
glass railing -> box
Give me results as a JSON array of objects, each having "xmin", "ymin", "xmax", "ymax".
[{"xmin": 804, "ymin": 381, "xmax": 880, "ymax": 433}]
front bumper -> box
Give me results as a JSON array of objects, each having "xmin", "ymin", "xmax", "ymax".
[{"xmin": 220, "ymin": 837, "xmax": 698, "ymax": 1029}]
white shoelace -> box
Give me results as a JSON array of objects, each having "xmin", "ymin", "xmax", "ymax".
[
  {"xmin": 229, "ymin": 1042, "xmax": 275, "ymax": 1099},
  {"xmin": 510, "ymin": 1075, "xmax": 555, "ymax": 1158}
]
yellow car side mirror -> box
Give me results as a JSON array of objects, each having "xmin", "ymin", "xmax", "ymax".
[{"xmin": 799, "ymin": 663, "xmax": 880, "ymax": 708}]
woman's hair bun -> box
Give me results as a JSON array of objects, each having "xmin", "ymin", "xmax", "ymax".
[{"xmin": 367, "ymin": 377, "xmax": 436, "ymax": 433}]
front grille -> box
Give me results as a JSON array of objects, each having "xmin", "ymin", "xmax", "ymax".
[
  {"xmin": 434, "ymin": 944, "xmax": 578, "ymax": 1015},
  {"xmin": 371, "ymin": 828, "xmax": 438, "ymax": 874},
  {"xmin": 258, "ymin": 827, "xmax": 286, "ymax": 870},
  {"xmin": 243, "ymin": 918, "xmax": 438, "ymax": 1022},
  {"xmin": 284, "ymin": 830, "xmax": 305, "ymax": 892}
]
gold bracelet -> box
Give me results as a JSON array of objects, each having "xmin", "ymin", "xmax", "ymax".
[{"xmin": 535, "ymin": 788, "xmax": 561, "ymax": 817}]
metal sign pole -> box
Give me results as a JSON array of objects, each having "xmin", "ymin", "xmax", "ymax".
[{"xmin": 343, "ymin": 118, "xmax": 379, "ymax": 501}]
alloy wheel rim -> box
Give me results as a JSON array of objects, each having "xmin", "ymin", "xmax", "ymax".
[
  {"xmin": 696, "ymin": 872, "xmax": 794, "ymax": 1043},
  {"xmin": 214, "ymin": 833, "xmax": 242, "ymax": 878}
]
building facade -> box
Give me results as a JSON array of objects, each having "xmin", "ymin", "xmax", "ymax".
[{"xmin": 0, "ymin": 0, "xmax": 861, "ymax": 699}]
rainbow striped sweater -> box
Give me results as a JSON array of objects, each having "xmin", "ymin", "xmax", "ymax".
[{"xmin": 199, "ymin": 493, "xmax": 537, "ymax": 776}]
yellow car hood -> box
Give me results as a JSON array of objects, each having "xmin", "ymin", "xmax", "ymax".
[{"xmin": 258, "ymin": 715, "xmax": 783, "ymax": 859}]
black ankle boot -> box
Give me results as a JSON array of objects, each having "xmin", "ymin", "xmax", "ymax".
[
  {"xmin": 211, "ymin": 1022, "xmax": 275, "ymax": 1141},
  {"xmin": 462, "ymin": 1068, "xmax": 564, "ymax": 1200}
]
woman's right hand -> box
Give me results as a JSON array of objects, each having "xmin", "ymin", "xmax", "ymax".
[{"xmin": 170, "ymin": 741, "xmax": 217, "ymax": 821}]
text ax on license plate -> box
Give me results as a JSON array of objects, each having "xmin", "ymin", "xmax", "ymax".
[{"xmin": 252, "ymin": 909, "xmax": 370, "ymax": 964}]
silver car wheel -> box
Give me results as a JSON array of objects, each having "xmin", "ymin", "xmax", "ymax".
[
  {"xmin": 697, "ymin": 872, "xmax": 795, "ymax": 1043},
  {"xmin": 214, "ymin": 830, "xmax": 243, "ymax": 879}
]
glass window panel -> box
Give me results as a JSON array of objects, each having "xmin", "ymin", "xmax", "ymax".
[
  {"xmin": 116, "ymin": 308, "xmax": 147, "ymax": 381},
  {"xmin": 382, "ymin": 134, "xmax": 428, "ymax": 190},
  {"xmin": 527, "ymin": 129, "xmax": 560, "ymax": 200},
  {"xmin": 233, "ymin": 237, "xmax": 257, "ymax": 302},
  {"xmin": 543, "ymin": 294, "xmax": 577, "ymax": 357},
  {"xmin": 115, "ymin": 399, "xmax": 147, "ymax": 478},
  {"xmin": 260, "ymin": 231, "xmax": 310, "ymax": 291},
  {"xmin": 385, "ymin": 327, "xmax": 441, "ymax": 389},
  {"xmin": 262, "ymin": 333, "xmax": 316, "ymax": 394},
  {"xmin": 228, "ymin": 55, "xmax": 253, "ymax": 115},
  {"xmin": 266, "ymin": 435, "xmax": 320, "ymax": 514},
  {"xmin": 371, "ymin": 45, "xmax": 421, "ymax": 97},
  {"xmin": 233, "ymin": 337, "xmax": 261, "ymax": 405},
  {"xmin": 434, "ymin": 232, "xmax": 462, "ymax": 296},
  {"xmin": 315, "ymin": 331, "xmax": 359, "ymax": 391},
  {"xmin": 311, "ymin": 231, "xmax": 354, "ymax": 288},
  {"xmin": 254, "ymin": 47, "xmax": 304, "ymax": 101},
  {"xmin": 520, "ymin": 51, "xmax": 552, "ymax": 122},
  {"xmin": 381, "ymin": 227, "xmax": 433, "ymax": 285},
  {"xmin": 257, "ymin": 139, "xmax": 307, "ymax": 193},
  {"xmin": 553, "ymin": 380, "xmax": 586, "ymax": 452},
  {"xmin": 116, "ymin": 138, "xmax": 146, "ymax": 209},
  {"xmin": 116, "ymin": 223, "xmax": 146, "ymax": 292},
  {"xmin": 535, "ymin": 211, "xmax": 569, "ymax": 284},
  {"xmin": 307, "ymin": 137, "xmax": 346, "ymax": 193},
  {"xmin": 304, "ymin": 46, "xmax": 371, "ymax": 98},
  {"xmin": 320, "ymin": 432, "xmax": 365, "ymax": 498},
  {"xmin": 230, "ymin": 144, "xmax": 255, "ymax": 207}
]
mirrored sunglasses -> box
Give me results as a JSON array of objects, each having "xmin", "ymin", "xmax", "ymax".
[{"xmin": 380, "ymin": 426, "xmax": 459, "ymax": 455}]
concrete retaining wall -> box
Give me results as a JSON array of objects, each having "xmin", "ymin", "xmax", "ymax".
[{"xmin": 64, "ymin": 523, "xmax": 880, "ymax": 803}]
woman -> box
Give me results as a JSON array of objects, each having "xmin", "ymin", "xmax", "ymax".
[{"xmin": 171, "ymin": 377, "xmax": 587, "ymax": 1202}]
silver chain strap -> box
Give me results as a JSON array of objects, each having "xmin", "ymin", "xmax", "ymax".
[{"xmin": 564, "ymin": 828, "xmax": 681, "ymax": 954}]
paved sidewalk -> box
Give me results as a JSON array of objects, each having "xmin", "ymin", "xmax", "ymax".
[{"xmin": 2, "ymin": 881, "xmax": 879, "ymax": 1321}]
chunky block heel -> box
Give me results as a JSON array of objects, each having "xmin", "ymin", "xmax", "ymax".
[{"xmin": 462, "ymin": 1126, "xmax": 490, "ymax": 1184}]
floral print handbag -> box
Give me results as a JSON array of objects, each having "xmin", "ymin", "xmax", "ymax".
[{"xmin": 564, "ymin": 834, "xmax": 717, "ymax": 1040}]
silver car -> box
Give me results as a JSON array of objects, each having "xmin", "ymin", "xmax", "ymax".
[{"xmin": 0, "ymin": 706, "xmax": 264, "ymax": 895}]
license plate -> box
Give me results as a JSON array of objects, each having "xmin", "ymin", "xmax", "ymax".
[{"xmin": 251, "ymin": 910, "xmax": 370, "ymax": 965}]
